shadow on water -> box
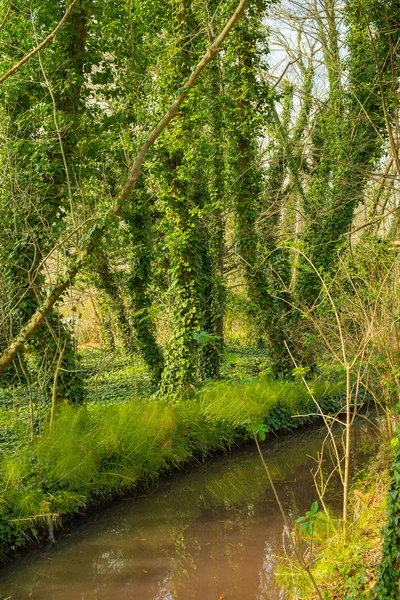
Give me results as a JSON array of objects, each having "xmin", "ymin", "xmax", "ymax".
[{"xmin": 0, "ymin": 417, "xmax": 380, "ymax": 600}]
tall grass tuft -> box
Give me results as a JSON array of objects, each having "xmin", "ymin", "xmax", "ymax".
[
  {"xmin": 200, "ymin": 377, "xmax": 345, "ymax": 430},
  {"xmin": 0, "ymin": 376, "xmax": 345, "ymax": 555}
]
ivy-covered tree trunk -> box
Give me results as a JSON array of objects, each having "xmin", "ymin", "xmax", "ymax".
[
  {"xmin": 225, "ymin": 1, "xmax": 292, "ymax": 375},
  {"xmin": 123, "ymin": 196, "xmax": 164, "ymax": 386},
  {"xmin": 0, "ymin": 0, "xmax": 91, "ymax": 402},
  {"xmin": 197, "ymin": 53, "xmax": 227, "ymax": 381},
  {"xmin": 375, "ymin": 430, "xmax": 400, "ymax": 599},
  {"xmin": 295, "ymin": 0, "xmax": 393, "ymax": 309},
  {"xmin": 93, "ymin": 248, "xmax": 135, "ymax": 352},
  {"xmin": 91, "ymin": 0, "xmax": 167, "ymax": 383},
  {"xmin": 197, "ymin": 214, "xmax": 225, "ymax": 381},
  {"xmin": 156, "ymin": 0, "xmax": 209, "ymax": 395},
  {"xmin": 158, "ymin": 145, "xmax": 204, "ymax": 395}
]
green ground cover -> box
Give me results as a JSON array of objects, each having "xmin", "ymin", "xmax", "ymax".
[
  {"xmin": 0, "ymin": 349, "xmax": 346, "ymax": 561},
  {"xmin": 276, "ymin": 446, "xmax": 391, "ymax": 600}
]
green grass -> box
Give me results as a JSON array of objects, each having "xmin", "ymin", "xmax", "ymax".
[
  {"xmin": 201, "ymin": 376, "xmax": 346, "ymax": 430},
  {"xmin": 0, "ymin": 373, "xmax": 346, "ymax": 560},
  {"xmin": 275, "ymin": 451, "xmax": 390, "ymax": 600}
]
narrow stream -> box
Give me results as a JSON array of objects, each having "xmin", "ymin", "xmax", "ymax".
[{"xmin": 0, "ymin": 418, "xmax": 379, "ymax": 600}]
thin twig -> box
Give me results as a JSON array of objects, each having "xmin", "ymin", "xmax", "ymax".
[{"xmin": 0, "ymin": 0, "xmax": 79, "ymax": 86}]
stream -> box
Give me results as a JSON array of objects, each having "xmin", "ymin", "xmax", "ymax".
[{"xmin": 0, "ymin": 417, "xmax": 379, "ymax": 599}]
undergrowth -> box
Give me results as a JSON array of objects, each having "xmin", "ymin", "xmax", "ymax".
[
  {"xmin": 200, "ymin": 376, "xmax": 346, "ymax": 430},
  {"xmin": 275, "ymin": 445, "xmax": 391, "ymax": 599},
  {"xmin": 375, "ymin": 434, "xmax": 400, "ymax": 599},
  {"xmin": 0, "ymin": 375, "xmax": 346, "ymax": 561}
]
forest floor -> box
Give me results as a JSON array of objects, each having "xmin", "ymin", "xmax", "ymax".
[{"xmin": 0, "ymin": 345, "xmax": 277, "ymax": 455}]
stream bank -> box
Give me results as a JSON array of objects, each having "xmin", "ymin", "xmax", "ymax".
[
  {"xmin": 0, "ymin": 377, "xmax": 347, "ymax": 563},
  {"xmin": 0, "ymin": 416, "xmax": 380, "ymax": 600}
]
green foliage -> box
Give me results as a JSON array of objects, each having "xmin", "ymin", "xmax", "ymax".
[
  {"xmin": 375, "ymin": 430, "xmax": 400, "ymax": 599},
  {"xmin": 241, "ymin": 418, "xmax": 269, "ymax": 440},
  {"xmin": 124, "ymin": 196, "xmax": 164, "ymax": 385},
  {"xmin": 295, "ymin": 0, "xmax": 396, "ymax": 311},
  {"xmin": 0, "ymin": 2, "xmax": 399, "ymax": 593},
  {"xmin": 295, "ymin": 500, "xmax": 319, "ymax": 536},
  {"xmin": 200, "ymin": 376, "xmax": 346, "ymax": 432},
  {"xmin": 82, "ymin": 348, "xmax": 153, "ymax": 403},
  {"xmin": 277, "ymin": 453, "xmax": 389, "ymax": 600},
  {"xmin": 222, "ymin": 0, "xmax": 293, "ymax": 375},
  {"xmin": 0, "ymin": 374, "xmax": 347, "ymax": 557},
  {"xmin": 0, "ymin": 391, "xmax": 236, "ymax": 552},
  {"xmin": 0, "ymin": 0, "xmax": 90, "ymax": 402}
]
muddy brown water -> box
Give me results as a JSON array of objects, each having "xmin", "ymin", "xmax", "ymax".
[{"xmin": 0, "ymin": 418, "xmax": 379, "ymax": 600}]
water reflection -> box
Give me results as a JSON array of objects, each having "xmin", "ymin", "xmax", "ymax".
[{"xmin": 0, "ymin": 419, "xmax": 377, "ymax": 600}]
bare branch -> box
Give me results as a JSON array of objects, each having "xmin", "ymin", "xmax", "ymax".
[
  {"xmin": 0, "ymin": 3, "xmax": 12, "ymax": 34},
  {"xmin": 0, "ymin": 0, "xmax": 79, "ymax": 86}
]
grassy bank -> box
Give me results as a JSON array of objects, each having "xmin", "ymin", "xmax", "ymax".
[
  {"xmin": 275, "ymin": 445, "xmax": 391, "ymax": 599},
  {"xmin": 0, "ymin": 375, "xmax": 346, "ymax": 561}
]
